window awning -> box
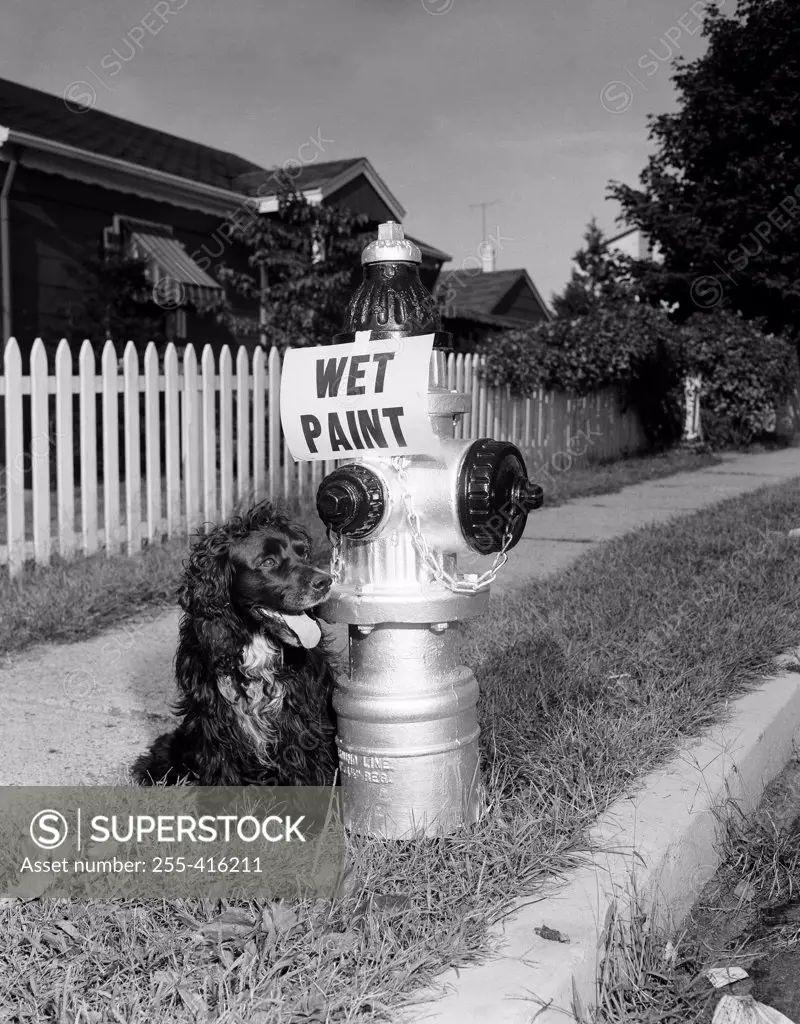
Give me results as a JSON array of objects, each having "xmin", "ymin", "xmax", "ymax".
[{"xmin": 129, "ymin": 231, "xmax": 224, "ymax": 311}]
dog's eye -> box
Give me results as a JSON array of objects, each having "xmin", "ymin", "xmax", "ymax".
[
  {"xmin": 297, "ymin": 545, "xmax": 309, "ymax": 558},
  {"xmin": 258, "ymin": 556, "xmax": 278, "ymax": 569}
]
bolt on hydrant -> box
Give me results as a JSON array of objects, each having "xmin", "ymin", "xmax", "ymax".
[{"xmin": 304, "ymin": 222, "xmax": 543, "ymax": 838}]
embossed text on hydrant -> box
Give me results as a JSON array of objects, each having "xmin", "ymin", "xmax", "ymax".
[{"xmin": 339, "ymin": 751, "xmax": 395, "ymax": 784}]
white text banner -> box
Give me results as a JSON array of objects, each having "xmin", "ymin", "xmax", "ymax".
[{"xmin": 280, "ymin": 333, "xmax": 437, "ymax": 462}]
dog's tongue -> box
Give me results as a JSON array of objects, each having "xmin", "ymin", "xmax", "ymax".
[{"xmin": 280, "ymin": 612, "xmax": 322, "ymax": 648}]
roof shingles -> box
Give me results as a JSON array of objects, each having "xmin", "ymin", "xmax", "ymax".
[
  {"xmin": 0, "ymin": 76, "xmax": 263, "ymax": 191},
  {"xmin": 233, "ymin": 159, "xmax": 364, "ymax": 196},
  {"xmin": 438, "ymin": 268, "xmax": 526, "ymax": 315}
]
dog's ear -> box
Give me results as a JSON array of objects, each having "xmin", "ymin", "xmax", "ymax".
[
  {"xmin": 198, "ymin": 616, "xmax": 244, "ymax": 675},
  {"xmin": 179, "ymin": 525, "xmax": 235, "ymax": 618},
  {"xmin": 174, "ymin": 610, "xmax": 244, "ymax": 698},
  {"xmin": 178, "ymin": 524, "xmax": 247, "ymax": 675}
]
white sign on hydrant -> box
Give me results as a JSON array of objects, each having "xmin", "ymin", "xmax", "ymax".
[{"xmin": 280, "ymin": 331, "xmax": 438, "ymax": 462}]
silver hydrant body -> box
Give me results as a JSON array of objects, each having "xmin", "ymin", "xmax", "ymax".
[{"xmin": 316, "ymin": 223, "xmax": 542, "ymax": 838}]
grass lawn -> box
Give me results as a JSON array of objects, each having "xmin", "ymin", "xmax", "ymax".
[
  {"xmin": 1, "ymin": 478, "xmax": 799, "ymax": 1022},
  {"xmin": 0, "ymin": 446, "xmax": 721, "ymax": 657}
]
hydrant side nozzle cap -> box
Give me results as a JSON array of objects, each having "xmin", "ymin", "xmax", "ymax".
[
  {"xmin": 458, "ymin": 439, "xmax": 541, "ymax": 554},
  {"xmin": 316, "ymin": 465, "xmax": 386, "ymax": 538},
  {"xmin": 361, "ymin": 221, "xmax": 422, "ymax": 265}
]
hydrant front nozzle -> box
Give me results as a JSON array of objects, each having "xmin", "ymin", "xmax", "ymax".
[
  {"xmin": 317, "ymin": 484, "xmax": 353, "ymax": 522},
  {"xmin": 316, "ymin": 464, "xmax": 386, "ymax": 539}
]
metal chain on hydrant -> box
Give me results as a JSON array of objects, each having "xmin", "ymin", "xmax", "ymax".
[
  {"xmin": 389, "ymin": 455, "xmax": 513, "ymax": 594},
  {"xmin": 328, "ymin": 528, "xmax": 345, "ymax": 584}
]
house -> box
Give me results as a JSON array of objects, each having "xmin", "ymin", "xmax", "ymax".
[
  {"xmin": 231, "ymin": 158, "xmax": 452, "ymax": 296},
  {"xmin": 606, "ymin": 225, "xmax": 662, "ymax": 263},
  {"xmin": 0, "ymin": 77, "xmax": 452, "ymax": 363},
  {"xmin": 0, "ymin": 77, "xmax": 257, "ymax": 360},
  {"xmin": 436, "ymin": 256, "xmax": 552, "ymax": 349}
]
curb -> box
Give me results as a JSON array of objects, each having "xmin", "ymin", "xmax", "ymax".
[{"xmin": 406, "ymin": 648, "xmax": 800, "ymax": 1024}]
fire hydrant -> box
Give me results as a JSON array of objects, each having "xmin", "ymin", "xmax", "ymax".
[{"xmin": 314, "ymin": 222, "xmax": 542, "ymax": 838}]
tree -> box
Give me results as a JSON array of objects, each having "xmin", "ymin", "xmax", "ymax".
[
  {"xmin": 550, "ymin": 218, "xmax": 640, "ymax": 317},
  {"xmin": 63, "ymin": 254, "xmax": 169, "ymax": 348},
  {"xmin": 215, "ymin": 187, "xmax": 372, "ymax": 350},
  {"xmin": 609, "ymin": 0, "xmax": 800, "ymax": 340}
]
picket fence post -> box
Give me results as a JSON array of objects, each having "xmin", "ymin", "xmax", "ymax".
[
  {"xmin": 144, "ymin": 342, "xmax": 162, "ymax": 544},
  {"xmin": 235, "ymin": 346, "xmax": 250, "ymax": 506},
  {"xmin": 101, "ymin": 341, "xmax": 120, "ymax": 555},
  {"xmin": 80, "ymin": 340, "xmax": 99, "ymax": 556},
  {"xmin": 3, "ymin": 339, "xmax": 25, "ymax": 575},
  {"xmin": 252, "ymin": 346, "xmax": 267, "ymax": 502},
  {"xmin": 164, "ymin": 343, "xmax": 181, "ymax": 537},
  {"xmin": 123, "ymin": 341, "xmax": 140, "ymax": 555},
  {"xmin": 268, "ymin": 347, "xmax": 282, "ymax": 499},
  {"xmin": 55, "ymin": 339, "xmax": 76, "ymax": 561},
  {"xmin": 219, "ymin": 345, "xmax": 234, "ymax": 521},
  {"xmin": 181, "ymin": 345, "xmax": 198, "ymax": 533},
  {"xmin": 29, "ymin": 339, "xmax": 50, "ymax": 567}
]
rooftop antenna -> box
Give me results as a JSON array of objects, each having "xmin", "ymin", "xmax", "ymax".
[
  {"xmin": 469, "ymin": 200, "xmax": 499, "ymax": 272},
  {"xmin": 468, "ymin": 200, "xmax": 499, "ymax": 249}
]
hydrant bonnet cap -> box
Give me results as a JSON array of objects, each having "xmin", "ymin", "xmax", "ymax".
[{"xmin": 361, "ymin": 221, "xmax": 422, "ymax": 265}]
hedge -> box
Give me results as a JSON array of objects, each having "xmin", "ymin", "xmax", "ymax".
[{"xmin": 481, "ymin": 303, "xmax": 799, "ymax": 450}]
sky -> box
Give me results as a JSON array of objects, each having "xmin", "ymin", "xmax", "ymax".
[{"xmin": 0, "ymin": 0, "xmax": 721, "ymax": 305}]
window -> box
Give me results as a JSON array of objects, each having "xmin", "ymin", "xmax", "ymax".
[{"xmin": 170, "ymin": 309, "xmax": 187, "ymax": 340}]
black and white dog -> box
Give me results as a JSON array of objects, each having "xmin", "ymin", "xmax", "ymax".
[{"xmin": 132, "ymin": 501, "xmax": 339, "ymax": 787}]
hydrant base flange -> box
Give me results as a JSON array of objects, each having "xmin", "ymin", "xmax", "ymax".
[{"xmin": 319, "ymin": 586, "xmax": 489, "ymax": 626}]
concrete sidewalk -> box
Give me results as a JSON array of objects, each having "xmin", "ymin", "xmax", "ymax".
[{"xmin": 1, "ymin": 448, "xmax": 797, "ymax": 786}]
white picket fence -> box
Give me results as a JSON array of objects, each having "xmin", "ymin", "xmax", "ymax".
[{"xmin": 0, "ymin": 337, "xmax": 646, "ymax": 577}]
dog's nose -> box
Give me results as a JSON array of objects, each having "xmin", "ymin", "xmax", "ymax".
[{"xmin": 312, "ymin": 573, "xmax": 332, "ymax": 592}]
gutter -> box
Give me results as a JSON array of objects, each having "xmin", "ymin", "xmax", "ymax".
[
  {"xmin": 0, "ymin": 126, "xmax": 247, "ymax": 217},
  {"xmin": 1, "ymin": 127, "xmax": 17, "ymax": 342},
  {"xmin": 254, "ymin": 158, "xmax": 407, "ymax": 222}
]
